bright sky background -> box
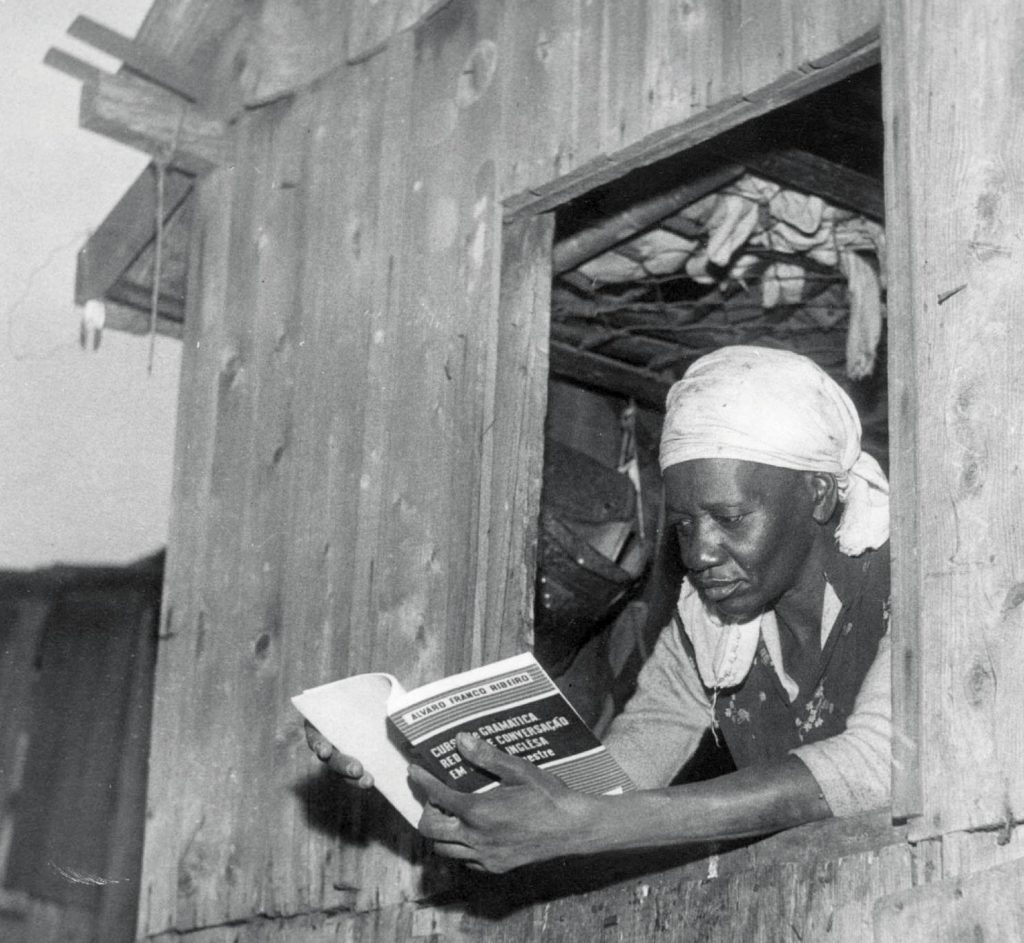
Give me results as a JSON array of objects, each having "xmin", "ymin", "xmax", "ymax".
[{"xmin": 0, "ymin": 0, "xmax": 182, "ymax": 569}]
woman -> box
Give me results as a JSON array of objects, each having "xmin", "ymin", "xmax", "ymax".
[{"xmin": 309, "ymin": 346, "xmax": 892, "ymax": 873}]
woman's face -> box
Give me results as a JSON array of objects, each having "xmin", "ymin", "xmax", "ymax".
[{"xmin": 663, "ymin": 458, "xmax": 822, "ymax": 623}]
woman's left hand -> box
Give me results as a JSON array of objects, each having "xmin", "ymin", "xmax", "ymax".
[{"xmin": 411, "ymin": 732, "xmax": 598, "ymax": 873}]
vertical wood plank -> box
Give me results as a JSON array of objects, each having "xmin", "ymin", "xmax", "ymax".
[
  {"xmin": 140, "ymin": 154, "xmax": 235, "ymax": 942},
  {"xmin": 883, "ymin": 0, "xmax": 1024, "ymax": 840},
  {"xmin": 285, "ymin": 75, "xmax": 424, "ymax": 910},
  {"xmin": 96, "ymin": 600, "xmax": 159, "ymax": 943},
  {"xmin": 474, "ymin": 213, "xmax": 554, "ymax": 664},
  {"xmin": 495, "ymin": 0, "xmax": 586, "ymax": 198},
  {"xmin": 167, "ymin": 104, "xmax": 274, "ymax": 932},
  {"xmin": 880, "ymin": 0, "xmax": 923, "ymax": 822},
  {"xmin": 383, "ymin": 0, "xmax": 505, "ymax": 680},
  {"xmin": 0, "ymin": 595, "xmax": 50, "ymax": 884}
]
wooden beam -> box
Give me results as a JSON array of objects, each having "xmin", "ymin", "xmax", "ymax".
[
  {"xmin": 76, "ymin": 165, "xmax": 193, "ymax": 306},
  {"xmin": 102, "ymin": 300, "xmax": 185, "ymax": 339},
  {"xmin": 43, "ymin": 47, "xmax": 104, "ymax": 85},
  {"xmin": 68, "ymin": 14, "xmax": 205, "ymax": 103},
  {"xmin": 80, "ymin": 73, "xmax": 228, "ymax": 175},
  {"xmin": 504, "ymin": 27, "xmax": 881, "ymax": 218},
  {"xmin": 726, "ymin": 147, "xmax": 884, "ymax": 220},
  {"xmin": 549, "ymin": 341, "xmax": 674, "ymax": 409},
  {"xmin": 552, "ymin": 164, "xmax": 744, "ymax": 275},
  {"xmin": 104, "ymin": 281, "xmax": 186, "ymax": 325}
]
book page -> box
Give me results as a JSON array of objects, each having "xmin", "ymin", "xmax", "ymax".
[{"xmin": 291, "ymin": 674, "xmax": 423, "ymax": 827}]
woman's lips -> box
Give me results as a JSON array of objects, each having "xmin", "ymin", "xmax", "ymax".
[{"xmin": 697, "ymin": 580, "xmax": 742, "ymax": 602}]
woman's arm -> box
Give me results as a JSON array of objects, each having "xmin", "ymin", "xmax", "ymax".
[{"xmin": 412, "ymin": 732, "xmax": 830, "ymax": 873}]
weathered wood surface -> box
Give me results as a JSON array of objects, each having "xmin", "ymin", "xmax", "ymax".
[
  {"xmin": 68, "ymin": 13, "xmax": 205, "ymax": 102},
  {"xmin": 347, "ymin": 0, "xmax": 454, "ymax": 64},
  {"xmin": 474, "ymin": 213, "xmax": 553, "ymax": 663},
  {"xmin": 874, "ymin": 855, "xmax": 1024, "ymax": 943},
  {"xmin": 939, "ymin": 823, "xmax": 1024, "ymax": 879},
  {"xmin": 43, "ymin": 47, "xmax": 105, "ymax": 85},
  {"xmin": 227, "ymin": 0, "xmax": 352, "ymax": 108},
  {"xmin": 499, "ymin": 12, "xmax": 880, "ymax": 215},
  {"xmin": 133, "ymin": 0, "xmax": 246, "ymax": 103},
  {"xmin": 883, "ymin": 0, "xmax": 1024, "ymax": 840},
  {"xmin": 80, "ymin": 72, "xmax": 228, "ymax": 175},
  {"xmin": 75, "ymin": 163, "xmax": 192, "ymax": 306},
  {"xmin": 135, "ymin": 0, "xmax": 905, "ymax": 939},
  {"xmin": 140, "ymin": 814, "xmax": 930, "ymax": 943},
  {"xmin": 141, "ymin": 37, "xmax": 462, "ymax": 934},
  {"xmin": 879, "ymin": 7, "xmax": 921, "ymax": 823}
]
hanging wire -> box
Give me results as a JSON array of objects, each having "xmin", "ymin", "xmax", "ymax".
[
  {"xmin": 148, "ymin": 104, "xmax": 187, "ymax": 375},
  {"xmin": 148, "ymin": 160, "xmax": 166, "ymax": 375}
]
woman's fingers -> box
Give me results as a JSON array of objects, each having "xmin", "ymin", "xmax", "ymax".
[
  {"xmin": 455, "ymin": 733, "xmax": 546, "ymax": 786},
  {"xmin": 303, "ymin": 721, "xmax": 373, "ymax": 787},
  {"xmin": 409, "ymin": 764, "xmax": 473, "ymax": 817}
]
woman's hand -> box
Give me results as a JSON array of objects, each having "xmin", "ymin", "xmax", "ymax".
[
  {"xmin": 304, "ymin": 721, "xmax": 374, "ymax": 789},
  {"xmin": 411, "ymin": 732, "xmax": 599, "ymax": 873}
]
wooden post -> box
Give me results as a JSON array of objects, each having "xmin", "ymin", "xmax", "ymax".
[{"xmin": 883, "ymin": 0, "xmax": 1024, "ymax": 837}]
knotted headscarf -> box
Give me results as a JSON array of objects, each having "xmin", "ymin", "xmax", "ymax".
[
  {"xmin": 660, "ymin": 344, "xmax": 889, "ymax": 555},
  {"xmin": 660, "ymin": 345, "xmax": 890, "ymax": 700}
]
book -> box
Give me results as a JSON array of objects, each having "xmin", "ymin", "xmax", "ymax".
[{"xmin": 292, "ymin": 651, "xmax": 635, "ymax": 827}]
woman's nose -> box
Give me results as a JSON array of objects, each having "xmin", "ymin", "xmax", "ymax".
[{"xmin": 681, "ymin": 522, "xmax": 725, "ymax": 572}]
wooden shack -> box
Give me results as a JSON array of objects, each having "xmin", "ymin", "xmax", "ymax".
[{"xmin": 44, "ymin": 0, "xmax": 1024, "ymax": 939}]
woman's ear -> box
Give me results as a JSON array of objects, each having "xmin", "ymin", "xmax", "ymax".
[{"xmin": 806, "ymin": 472, "xmax": 839, "ymax": 524}]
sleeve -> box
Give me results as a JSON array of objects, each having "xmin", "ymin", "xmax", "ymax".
[
  {"xmin": 790, "ymin": 628, "xmax": 892, "ymax": 817},
  {"xmin": 603, "ymin": 618, "xmax": 713, "ymax": 789}
]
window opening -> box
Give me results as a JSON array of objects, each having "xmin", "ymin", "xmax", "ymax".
[{"xmin": 532, "ymin": 67, "xmax": 886, "ymax": 783}]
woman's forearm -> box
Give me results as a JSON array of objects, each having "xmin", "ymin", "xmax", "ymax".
[{"xmin": 575, "ymin": 756, "xmax": 832, "ymax": 855}]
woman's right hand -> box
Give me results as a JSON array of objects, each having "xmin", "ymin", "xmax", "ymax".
[{"xmin": 304, "ymin": 721, "xmax": 375, "ymax": 788}]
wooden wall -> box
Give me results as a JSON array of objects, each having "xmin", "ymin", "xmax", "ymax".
[
  {"xmin": 883, "ymin": 0, "xmax": 1024, "ymax": 841},
  {"xmin": 0, "ymin": 564, "xmax": 160, "ymax": 943},
  {"xmin": 129, "ymin": 0, "xmax": 1024, "ymax": 940}
]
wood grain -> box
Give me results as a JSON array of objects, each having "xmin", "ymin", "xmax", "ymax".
[
  {"xmin": 346, "ymin": 0, "xmax": 454, "ymax": 64},
  {"xmin": 131, "ymin": 1, "xmax": 923, "ymax": 939},
  {"xmin": 474, "ymin": 212, "xmax": 554, "ymax": 664},
  {"xmin": 75, "ymin": 164, "xmax": 193, "ymax": 306},
  {"xmin": 884, "ymin": 0, "xmax": 1024, "ymax": 840},
  {"xmin": 68, "ymin": 14, "xmax": 205, "ymax": 102},
  {"xmin": 80, "ymin": 73, "xmax": 227, "ymax": 175},
  {"xmin": 875, "ymin": 856, "xmax": 1024, "ymax": 943}
]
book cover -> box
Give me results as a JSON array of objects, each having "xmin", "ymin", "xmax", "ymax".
[{"xmin": 292, "ymin": 652, "xmax": 634, "ymax": 827}]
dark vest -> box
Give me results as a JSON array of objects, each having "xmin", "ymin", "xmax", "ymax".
[{"xmin": 677, "ymin": 541, "xmax": 890, "ymax": 769}]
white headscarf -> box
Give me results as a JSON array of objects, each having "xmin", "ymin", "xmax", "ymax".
[
  {"xmin": 660, "ymin": 345, "xmax": 890, "ymax": 699},
  {"xmin": 660, "ymin": 344, "xmax": 889, "ymax": 555}
]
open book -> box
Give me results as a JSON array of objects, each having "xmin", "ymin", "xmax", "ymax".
[{"xmin": 292, "ymin": 652, "xmax": 634, "ymax": 826}]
